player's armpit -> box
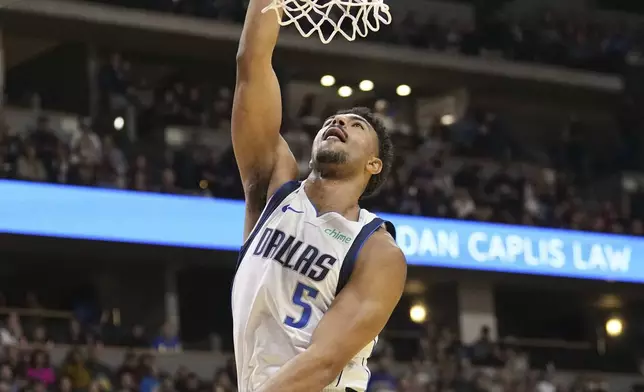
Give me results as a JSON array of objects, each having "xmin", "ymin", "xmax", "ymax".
[{"xmin": 258, "ymin": 229, "xmax": 407, "ymax": 392}]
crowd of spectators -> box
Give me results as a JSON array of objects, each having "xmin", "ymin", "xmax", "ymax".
[
  {"xmin": 0, "ymin": 293, "xmax": 183, "ymax": 353},
  {"xmin": 0, "ymin": 291, "xmax": 239, "ymax": 392},
  {"xmin": 3, "ymin": 55, "xmax": 644, "ymax": 237},
  {"xmin": 0, "ymin": 334, "xmax": 238, "ymax": 392},
  {"xmin": 0, "ymin": 290, "xmax": 614, "ymax": 392},
  {"xmin": 368, "ymin": 324, "xmax": 614, "ymax": 392},
  {"xmin": 98, "ymin": 53, "xmax": 232, "ymax": 131},
  {"xmin": 87, "ymin": 0, "xmax": 642, "ymax": 75},
  {"xmin": 379, "ymin": 10, "xmax": 640, "ymax": 74}
]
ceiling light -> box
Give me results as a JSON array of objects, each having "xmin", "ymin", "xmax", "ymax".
[
  {"xmin": 320, "ymin": 75, "xmax": 336, "ymax": 87},
  {"xmin": 338, "ymin": 86, "xmax": 353, "ymax": 98},
  {"xmin": 396, "ymin": 84, "xmax": 411, "ymax": 97},
  {"xmin": 359, "ymin": 80, "xmax": 374, "ymax": 92}
]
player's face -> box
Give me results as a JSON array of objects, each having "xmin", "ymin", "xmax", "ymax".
[{"xmin": 311, "ymin": 114, "xmax": 382, "ymax": 177}]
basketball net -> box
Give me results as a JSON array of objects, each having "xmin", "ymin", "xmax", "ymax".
[{"xmin": 261, "ymin": 0, "xmax": 392, "ymax": 44}]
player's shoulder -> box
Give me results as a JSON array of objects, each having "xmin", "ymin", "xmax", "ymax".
[
  {"xmin": 349, "ymin": 224, "xmax": 407, "ymax": 292},
  {"xmin": 358, "ymin": 224, "xmax": 406, "ymax": 269}
]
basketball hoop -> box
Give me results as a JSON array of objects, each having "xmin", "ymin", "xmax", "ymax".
[{"xmin": 261, "ymin": 0, "xmax": 392, "ymax": 44}]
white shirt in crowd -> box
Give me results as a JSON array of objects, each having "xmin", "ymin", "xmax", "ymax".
[
  {"xmin": 453, "ymin": 196, "xmax": 476, "ymax": 218},
  {"xmin": 70, "ymin": 130, "xmax": 102, "ymax": 164},
  {"xmin": 0, "ymin": 328, "xmax": 17, "ymax": 346},
  {"xmin": 536, "ymin": 380, "xmax": 556, "ymax": 392}
]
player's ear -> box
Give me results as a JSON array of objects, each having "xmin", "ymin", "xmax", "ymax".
[{"xmin": 366, "ymin": 157, "xmax": 382, "ymax": 176}]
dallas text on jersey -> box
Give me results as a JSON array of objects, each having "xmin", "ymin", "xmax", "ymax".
[{"xmin": 252, "ymin": 227, "xmax": 338, "ymax": 282}]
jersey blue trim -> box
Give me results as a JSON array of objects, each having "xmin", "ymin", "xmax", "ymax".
[
  {"xmin": 235, "ymin": 181, "xmax": 300, "ymax": 272},
  {"xmin": 384, "ymin": 220, "xmax": 396, "ymax": 240},
  {"xmin": 335, "ymin": 369, "xmax": 344, "ymax": 387},
  {"xmin": 335, "ymin": 217, "xmax": 384, "ymax": 295}
]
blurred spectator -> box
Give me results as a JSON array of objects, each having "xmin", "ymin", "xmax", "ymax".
[
  {"xmin": 296, "ymin": 94, "xmax": 318, "ymax": 126},
  {"xmin": 138, "ymin": 354, "xmax": 158, "ymax": 392},
  {"xmin": 62, "ymin": 319, "xmax": 87, "ymax": 346},
  {"xmin": 184, "ymin": 87, "xmax": 205, "ymax": 125},
  {"xmin": 452, "ymin": 188, "xmax": 476, "ymax": 219},
  {"xmin": 0, "ymin": 153, "xmax": 10, "ymax": 179},
  {"xmin": 0, "ymin": 327, "xmax": 17, "ymax": 348},
  {"xmin": 29, "ymin": 380, "xmax": 47, "ymax": 392},
  {"xmin": 470, "ymin": 325, "xmax": 498, "ymax": 366},
  {"xmin": 222, "ymin": 359, "xmax": 236, "ymax": 390},
  {"xmin": 158, "ymin": 373, "xmax": 175, "ymax": 392},
  {"xmin": 132, "ymin": 171, "xmax": 148, "ymax": 192},
  {"xmin": 24, "ymin": 293, "xmax": 42, "ymax": 311},
  {"xmin": 182, "ymin": 372, "xmax": 200, "ymax": 392},
  {"xmin": 26, "ymin": 116, "xmax": 59, "ymax": 165},
  {"xmin": 536, "ymin": 367, "xmax": 557, "ymax": 392},
  {"xmin": 152, "ymin": 323, "xmax": 181, "ymax": 353},
  {"xmin": 88, "ymin": 380, "xmax": 104, "ymax": 392},
  {"xmin": 505, "ymin": 346, "xmax": 529, "ymax": 377},
  {"xmin": 100, "ymin": 53, "xmax": 132, "ymax": 112},
  {"xmin": 70, "ymin": 119, "xmax": 102, "ymax": 165},
  {"xmin": 102, "ymin": 135, "xmax": 128, "ymax": 177},
  {"xmin": 373, "ymin": 100, "xmax": 395, "ymax": 132},
  {"xmin": 121, "ymin": 325, "xmax": 149, "ymax": 348},
  {"xmin": 117, "ymin": 371, "xmax": 137, "ymax": 392},
  {"xmin": 2, "ymin": 346, "xmax": 25, "ymax": 379},
  {"xmin": 49, "ymin": 142, "xmax": 70, "ymax": 184},
  {"xmin": 399, "ymin": 186, "xmax": 422, "ymax": 216},
  {"xmin": 282, "ymin": 127, "xmax": 311, "ymax": 177},
  {"xmin": 0, "ymin": 364, "xmax": 12, "ymax": 384},
  {"xmin": 158, "ymin": 168, "xmax": 180, "ymax": 194},
  {"xmin": 69, "ymin": 162, "xmax": 97, "ymax": 187},
  {"xmin": 61, "ymin": 348, "xmax": 91, "ymax": 390},
  {"xmin": 368, "ymin": 357, "xmax": 398, "ymax": 392},
  {"xmin": 86, "ymin": 343, "xmax": 112, "ymax": 384},
  {"xmin": 213, "ymin": 369, "xmax": 234, "ymax": 392},
  {"xmin": 4, "ymin": 313, "xmax": 24, "ymax": 346},
  {"xmin": 130, "ymin": 154, "xmax": 149, "ymax": 192},
  {"xmin": 29, "ymin": 326, "xmax": 53, "ymax": 350},
  {"xmin": 209, "ymin": 88, "xmax": 232, "ymax": 129},
  {"xmin": 157, "ymin": 91, "xmax": 182, "ymax": 125},
  {"xmin": 26, "ymin": 350, "xmax": 54, "ymax": 387},
  {"xmin": 0, "ymin": 114, "xmax": 20, "ymax": 167},
  {"xmin": 174, "ymin": 366, "xmax": 190, "ymax": 390},
  {"xmin": 16, "ymin": 146, "xmax": 47, "ymax": 182},
  {"xmin": 115, "ymin": 352, "xmax": 138, "ymax": 382},
  {"xmin": 57, "ymin": 376, "xmax": 73, "ymax": 392}
]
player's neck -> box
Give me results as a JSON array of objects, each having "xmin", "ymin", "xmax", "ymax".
[{"xmin": 303, "ymin": 174, "xmax": 362, "ymax": 220}]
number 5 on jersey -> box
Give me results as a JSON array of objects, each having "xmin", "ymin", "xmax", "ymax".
[{"xmin": 284, "ymin": 282, "xmax": 319, "ymax": 329}]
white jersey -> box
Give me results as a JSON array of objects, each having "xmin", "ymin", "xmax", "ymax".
[{"xmin": 232, "ymin": 180, "xmax": 395, "ymax": 392}]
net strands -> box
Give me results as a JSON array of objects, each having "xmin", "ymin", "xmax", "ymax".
[{"xmin": 261, "ymin": 0, "xmax": 392, "ymax": 44}]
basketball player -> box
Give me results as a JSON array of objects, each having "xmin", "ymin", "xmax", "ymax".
[{"xmin": 230, "ymin": 0, "xmax": 407, "ymax": 389}]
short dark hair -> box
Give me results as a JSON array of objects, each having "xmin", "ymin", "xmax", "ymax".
[{"xmin": 336, "ymin": 107, "xmax": 394, "ymax": 198}]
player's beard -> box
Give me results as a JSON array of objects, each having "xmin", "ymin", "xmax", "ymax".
[
  {"xmin": 311, "ymin": 148, "xmax": 349, "ymax": 177},
  {"xmin": 315, "ymin": 148, "xmax": 348, "ymax": 165}
]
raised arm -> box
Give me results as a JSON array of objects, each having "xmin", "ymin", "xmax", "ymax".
[
  {"xmin": 233, "ymin": 0, "xmax": 299, "ymax": 239},
  {"xmin": 259, "ymin": 229, "xmax": 407, "ymax": 392}
]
